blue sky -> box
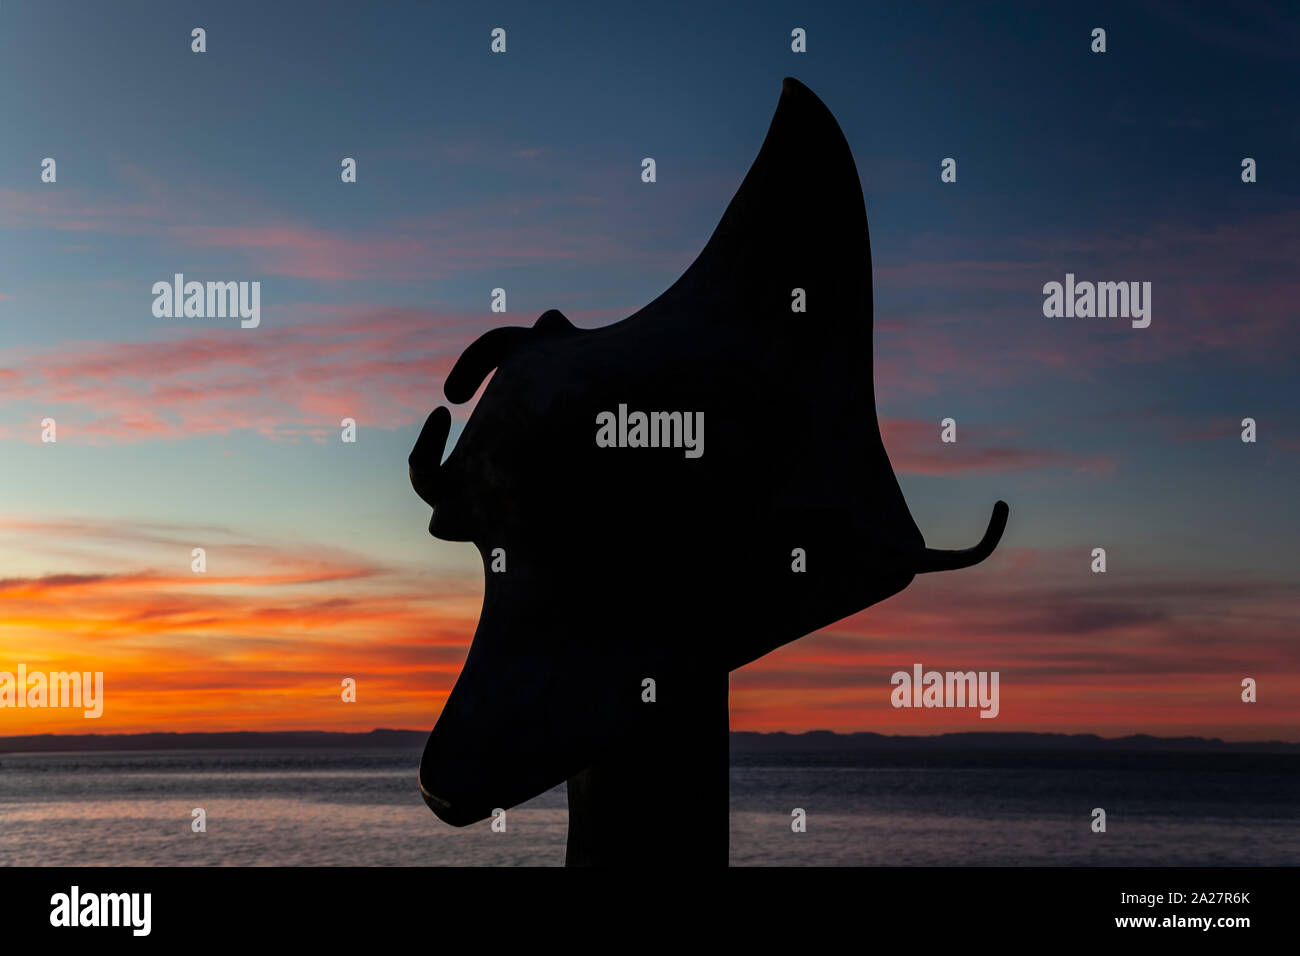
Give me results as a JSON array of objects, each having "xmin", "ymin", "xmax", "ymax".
[{"xmin": 1, "ymin": 0, "xmax": 1297, "ymax": 737}]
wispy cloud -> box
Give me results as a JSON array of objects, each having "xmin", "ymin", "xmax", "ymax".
[
  {"xmin": 5, "ymin": 514, "xmax": 1295, "ymax": 739},
  {"xmin": 0, "ymin": 513, "xmax": 480, "ymax": 733},
  {"xmin": 731, "ymin": 547, "xmax": 1298, "ymax": 739},
  {"xmin": 0, "ymin": 306, "xmax": 475, "ymax": 442},
  {"xmin": 0, "ymin": 171, "xmax": 697, "ymax": 280},
  {"xmin": 881, "ymin": 418, "xmax": 1115, "ymax": 476}
]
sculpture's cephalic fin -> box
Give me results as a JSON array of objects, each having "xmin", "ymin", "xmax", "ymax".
[
  {"xmin": 408, "ymin": 405, "xmax": 450, "ymax": 506},
  {"xmin": 444, "ymin": 310, "xmax": 578, "ymax": 405}
]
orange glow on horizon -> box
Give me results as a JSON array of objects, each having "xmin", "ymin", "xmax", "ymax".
[{"xmin": 2, "ymin": 528, "xmax": 1296, "ymax": 743}]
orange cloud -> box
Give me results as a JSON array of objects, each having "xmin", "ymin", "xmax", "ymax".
[{"xmin": 2, "ymin": 520, "xmax": 1295, "ymax": 741}]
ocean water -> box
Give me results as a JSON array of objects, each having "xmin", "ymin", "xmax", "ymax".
[{"xmin": 0, "ymin": 748, "xmax": 1296, "ymax": 866}]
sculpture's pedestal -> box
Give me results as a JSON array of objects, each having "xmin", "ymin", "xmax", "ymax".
[{"xmin": 565, "ymin": 680, "xmax": 729, "ymax": 867}]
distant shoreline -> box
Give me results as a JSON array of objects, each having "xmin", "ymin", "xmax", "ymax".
[{"xmin": 1, "ymin": 728, "xmax": 1297, "ymax": 755}]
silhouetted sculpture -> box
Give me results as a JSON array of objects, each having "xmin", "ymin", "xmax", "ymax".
[{"xmin": 409, "ymin": 77, "xmax": 1008, "ymax": 866}]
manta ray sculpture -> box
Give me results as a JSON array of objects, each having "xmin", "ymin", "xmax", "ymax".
[{"xmin": 409, "ymin": 77, "xmax": 1008, "ymax": 865}]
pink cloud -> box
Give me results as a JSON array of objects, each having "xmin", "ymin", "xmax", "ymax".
[
  {"xmin": 0, "ymin": 306, "xmax": 476, "ymax": 442},
  {"xmin": 871, "ymin": 210, "xmax": 1300, "ymax": 399},
  {"xmin": 880, "ymin": 418, "xmax": 1115, "ymax": 476},
  {"xmin": 0, "ymin": 182, "xmax": 693, "ymax": 281}
]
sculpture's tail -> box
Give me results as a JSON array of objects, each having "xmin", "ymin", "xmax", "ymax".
[{"xmin": 914, "ymin": 501, "xmax": 1009, "ymax": 573}]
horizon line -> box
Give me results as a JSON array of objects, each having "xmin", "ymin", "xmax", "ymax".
[{"xmin": 3, "ymin": 727, "xmax": 1298, "ymax": 748}]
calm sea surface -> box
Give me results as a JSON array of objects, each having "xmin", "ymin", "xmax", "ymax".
[{"xmin": 0, "ymin": 748, "xmax": 1295, "ymax": 866}]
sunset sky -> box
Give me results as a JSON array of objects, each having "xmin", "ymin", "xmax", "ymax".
[{"xmin": 1, "ymin": 1, "xmax": 1296, "ymax": 741}]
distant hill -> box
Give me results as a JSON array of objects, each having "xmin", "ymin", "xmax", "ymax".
[
  {"xmin": 730, "ymin": 730, "xmax": 1300, "ymax": 754},
  {"xmin": 1, "ymin": 728, "xmax": 1297, "ymax": 755},
  {"xmin": 0, "ymin": 729, "xmax": 426, "ymax": 754}
]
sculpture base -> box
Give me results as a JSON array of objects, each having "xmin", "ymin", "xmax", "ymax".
[{"xmin": 565, "ymin": 678, "xmax": 729, "ymax": 867}]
